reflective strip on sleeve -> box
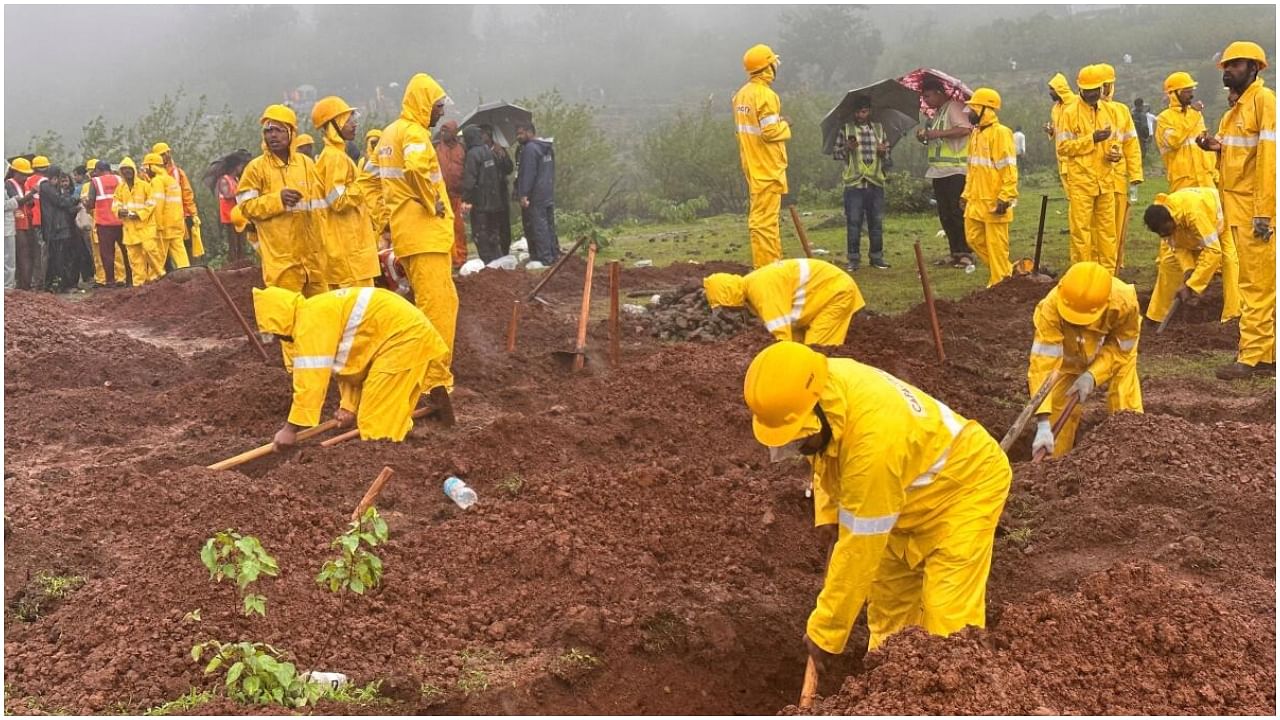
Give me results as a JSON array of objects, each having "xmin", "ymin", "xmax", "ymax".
[
  {"xmin": 379, "ymin": 167, "xmax": 405, "ymax": 179},
  {"xmin": 837, "ymin": 509, "xmax": 899, "ymax": 536},
  {"xmin": 1055, "ymin": 132, "xmax": 1075, "ymax": 141},
  {"xmin": 332, "ymin": 287, "xmax": 375, "ymax": 373},
  {"xmin": 759, "ymin": 114, "xmax": 780, "ymax": 127},
  {"xmin": 325, "ymin": 185, "xmax": 346, "ymax": 206},
  {"xmin": 969, "ymin": 156, "xmax": 995, "ymax": 168},
  {"xmin": 1220, "ymin": 134, "xmax": 1259, "ymax": 147},
  {"xmin": 292, "ymin": 355, "xmax": 333, "ymax": 370},
  {"xmin": 1260, "ymin": 130, "xmax": 1276, "ymax": 142},
  {"xmin": 426, "ymin": 170, "xmax": 444, "ymax": 183},
  {"xmin": 1116, "ymin": 130, "xmax": 1137, "ymax": 141},
  {"xmin": 1031, "ymin": 341, "xmax": 1063, "ymax": 357},
  {"xmin": 236, "ymin": 189, "xmax": 260, "ymax": 202},
  {"xmin": 763, "ymin": 259, "xmax": 811, "ymax": 331},
  {"xmin": 403, "ymin": 142, "xmax": 428, "ymax": 155},
  {"xmin": 993, "ymin": 155, "xmax": 1018, "ymax": 169},
  {"xmin": 1117, "ymin": 338, "xmax": 1137, "ymax": 352},
  {"xmin": 737, "ymin": 124, "xmax": 763, "ymax": 136},
  {"xmin": 1202, "ymin": 231, "xmax": 1220, "ymax": 247}
]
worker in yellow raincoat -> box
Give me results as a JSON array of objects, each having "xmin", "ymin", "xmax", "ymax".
[
  {"xmin": 1198, "ymin": 41, "xmax": 1276, "ymax": 380},
  {"xmin": 733, "ymin": 44, "xmax": 792, "ymax": 269},
  {"xmin": 1142, "ymin": 188, "xmax": 1231, "ymax": 323},
  {"xmin": 960, "ymin": 88, "xmax": 1018, "ymax": 287},
  {"xmin": 376, "ymin": 73, "xmax": 458, "ymax": 383},
  {"xmin": 1156, "ymin": 72, "xmax": 1219, "ymax": 191},
  {"xmin": 743, "ymin": 342, "xmax": 1010, "ymax": 663},
  {"xmin": 311, "ymin": 96, "xmax": 381, "ymax": 289},
  {"xmin": 111, "ymin": 157, "xmax": 158, "ymax": 285},
  {"xmin": 1047, "ymin": 73, "xmax": 1078, "ymax": 195},
  {"xmin": 292, "ymin": 133, "xmax": 316, "ymax": 160},
  {"xmin": 356, "ymin": 128, "xmax": 387, "ymax": 237},
  {"xmin": 1098, "ymin": 63, "xmax": 1144, "ymax": 268},
  {"xmin": 253, "ymin": 285, "xmax": 455, "ymax": 447},
  {"xmin": 1028, "ymin": 262, "xmax": 1142, "ymax": 457},
  {"xmin": 1059, "ymin": 65, "xmax": 1118, "ymax": 268},
  {"xmin": 237, "ymin": 104, "xmax": 328, "ymax": 296},
  {"xmin": 703, "ymin": 258, "xmax": 865, "ymax": 347},
  {"xmin": 152, "ymin": 142, "xmax": 201, "ymax": 261},
  {"xmin": 143, "ymin": 153, "xmax": 189, "ymax": 273}
]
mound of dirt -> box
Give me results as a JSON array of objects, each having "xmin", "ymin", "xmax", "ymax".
[
  {"xmin": 639, "ymin": 287, "xmax": 762, "ymax": 342},
  {"xmin": 85, "ymin": 267, "xmax": 263, "ymax": 340}
]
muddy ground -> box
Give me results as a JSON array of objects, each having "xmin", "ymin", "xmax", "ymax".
[{"xmin": 3, "ymin": 259, "xmax": 1275, "ymax": 715}]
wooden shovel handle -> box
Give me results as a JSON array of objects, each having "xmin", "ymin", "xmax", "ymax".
[
  {"xmin": 799, "ymin": 656, "xmax": 819, "ymax": 709},
  {"xmin": 573, "ymin": 243, "xmax": 598, "ymax": 370},
  {"xmin": 1032, "ymin": 394, "xmax": 1081, "ymax": 463},
  {"xmin": 788, "ymin": 205, "xmax": 815, "ymax": 259},
  {"xmin": 320, "ymin": 406, "xmax": 432, "ymax": 448},
  {"xmin": 999, "ymin": 370, "xmax": 1060, "ymax": 452},
  {"xmin": 207, "ymin": 420, "xmax": 339, "ymax": 471}
]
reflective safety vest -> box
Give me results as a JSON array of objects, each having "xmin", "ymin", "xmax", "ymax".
[
  {"xmin": 218, "ymin": 174, "xmax": 238, "ymax": 224},
  {"xmin": 24, "ymin": 174, "xmax": 46, "ymax": 226},
  {"xmin": 7, "ymin": 178, "xmax": 28, "ymax": 230},
  {"xmin": 927, "ymin": 101, "xmax": 969, "ymax": 170},
  {"xmin": 91, "ymin": 174, "xmax": 123, "ymax": 226}
]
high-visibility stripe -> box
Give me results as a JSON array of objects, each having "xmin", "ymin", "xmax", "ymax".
[
  {"xmin": 1202, "ymin": 231, "xmax": 1220, "ymax": 247},
  {"xmin": 1220, "ymin": 134, "xmax": 1259, "ymax": 147},
  {"xmin": 993, "ymin": 155, "xmax": 1018, "ymax": 169},
  {"xmin": 1116, "ymin": 130, "xmax": 1137, "ymax": 141},
  {"xmin": 759, "ymin": 114, "xmax": 780, "ymax": 127},
  {"xmin": 1117, "ymin": 338, "xmax": 1137, "ymax": 352},
  {"xmin": 1031, "ymin": 341, "xmax": 1063, "ymax": 357},
  {"xmin": 426, "ymin": 170, "xmax": 443, "ymax": 183},
  {"xmin": 737, "ymin": 124, "xmax": 763, "ymax": 136},
  {"xmin": 403, "ymin": 142, "xmax": 428, "ymax": 155},
  {"xmin": 1055, "ymin": 131, "xmax": 1076, "ymax": 141},
  {"xmin": 332, "ymin": 287, "xmax": 375, "ymax": 373},
  {"xmin": 379, "ymin": 167, "xmax": 405, "ymax": 179},
  {"xmin": 292, "ymin": 355, "xmax": 333, "ymax": 369},
  {"xmin": 838, "ymin": 509, "xmax": 899, "ymax": 536},
  {"xmin": 1259, "ymin": 130, "xmax": 1276, "ymax": 142},
  {"xmin": 763, "ymin": 259, "xmax": 810, "ymax": 331},
  {"xmin": 237, "ymin": 189, "xmax": 260, "ymax": 202}
]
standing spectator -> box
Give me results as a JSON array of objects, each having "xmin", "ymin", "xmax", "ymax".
[
  {"xmin": 481, "ymin": 125, "xmax": 515, "ymax": 257},
  {"xmin": 4, "ymin": 161, "xmax": 17, "ymax": 289},
  {"xmin": 515, "ymin": 122, "xmax": 560, "ymax": 266},
  {"xmin": 836, "ymin": 95, "xmax": 889, "ymax": 271},
  {"xmin": 41, "ymin": 167, "xmax": 92, "ymax": 293},
  {"xmin": 434, "ymin": 120, "xmax": 468, "ymax": 267},
  {"xmin": 916, "ymin": 76, "xmax": 974, "ymax": 268},
  {"xmin": 460, "ymin": 125, "xmax": 503, "ymax": 264},
  {"xmin": 22, "ymin": 156, "xmax": 51, "ymax": 289},
  {"xmin": 6, "ymin": 158, "xmax": 32, "ymax": 289},
  {"xmin": 733, "ymin": 43, "xmax": 791, "ymax": 269},
  {"xmin": 204, "ymin": 150, "xmax": 252, "ymax": 265},
  {"xmin": 85, "ymin": 160, "xmax": 127, "ymax": 287},
  {"xmin": 1013, "ymin": 126, "xmax": 1027, "ymax": 161},
  {"xmin": 1132, "ymin": 98, "xmax": 1153, "ymax": 154},
  {"xmin": 152, "ymin": 142, "xmax": 201, "ymax": 263}
]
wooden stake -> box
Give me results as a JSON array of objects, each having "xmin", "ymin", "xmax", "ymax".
[
  {"xmin": 999, "ymin": 370, "xmax": 1060, "ymax": 452},
  {"xmin": 1032, "ymin": 194, "xmax": 1049, "ymax": 274},
  {"xmin": 788, "ymin": 204, "xmax": 815, "ymax": 258},
  {"xmin": 573, "ymin": 243, "xmax": 598, "ymax": 371},
  {"xmin": 207, "ymin": 420, "xmax": 340, "ymax": 471},
  {"xmin": 506, "ymin": 300, "xmax": 522, "ymax": 353},
  {"xmin": 913, "ymin": 240, "xmax": 946, "ymax": 364},
  {"xmin": 608, "ymin": 261, "xmax": 621, "ymax": 368},
  {"xmin": 204, "ymin": 266, "xmax": 270, "ymax": 362},
  {"xmin": 525, "ymin": 236, "xmax": 587, "ymax": 303},
  {"xmin": 352, "ymin": 466, "xmax": 395, "ymax": 522},
  {"xmin": 799, "ymin": 657, "xmax": 819, "ymax": 709}
]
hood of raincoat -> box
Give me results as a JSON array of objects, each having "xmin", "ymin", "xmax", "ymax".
[
  {"xmin": 750, "ymin": 64, "xmax": 777, "ymax": 86},
  {"xmin": 1048, "ymin": 73, "xmax": 1075, "ymax": 102},
  {"xmin": 703, "ymin": 273, "xmax": 747, "ymax": 308},
  {"xmin": 462, "ymin": 125, "xmax": 485, "ymax": 149},
  {"xmin": 972, "ymin": 107, "xmax": 1000, "ymax": 128},
  {"xmin": 321, "ymin": 117, "xmax": 348, "ymax": 148},
  {"xmin": 260, "ymin": 104, "xmax": 298, "ymax": 163},
  {"xmin": 400, "ymin": 73, "xmax": 448, "ymax": 127},
  {"xmin": 252, "ymin": 286, "xmax": 303, "ymax": 336}
]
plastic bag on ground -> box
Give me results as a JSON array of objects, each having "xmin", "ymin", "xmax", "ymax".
[
  {"xmin": 511, "ymin": 237, "xmax": 529, "ymax": 252},
  {"xmin": 458, "ymin": 258, "xmax": 486, "ymax": 276},
  {"xmin": 526, "ymin": 260, "xmax": 546, "ymax": 271},
  {"xmin": 486, "ymin": 254, "xmax": 519, "ymax": 270}
]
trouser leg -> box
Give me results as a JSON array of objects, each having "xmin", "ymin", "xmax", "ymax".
[
  {"xmin": 400, "ymin": 251, "xmax": 458, "ymax": 389},
  {"xmin": 1144, "ymin": 243, "xmax": 1183, "ymax": 323},
  {"xmin": 844, "ymin": 186, "xmax": 864, "ymax": 263},
  {"xmin": 15, "ymin": 228, "xmax": 31, "ymax": 290},
  {"xmin": 1234, "ymin": 225, "xmax": 1277, "ymax": 366},
  {"xmin": 867, "ymin": 184, "xmax": 886, "ymax": 263},
  {"xmin": 934, "ymin": 174, "xmax": 970, "ymax": 256},
  {"xmin": 747, "ymin": 188, "xmax": 783, "ymax": 269},
  {"xmin": 1218, "ymin": 224, "xmax": 1242, "ymax": 322}
]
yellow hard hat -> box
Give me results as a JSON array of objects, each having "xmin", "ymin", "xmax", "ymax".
[
  {"xmin": 252, "ymin": 286, "xmax": 303, "ymax": 336},
  {"xmin": 260, "ymin": 104, "xmax": 298, "ymax": 129},
  {"xmin": 743, "ymin": 44, "xmax": 779, "ymax": 74},
  {"xmin": 702, "ymin": 273, "xmax": 747, "ymax": 308},
  {"xmin": 32, "ymin": 156, "xmax": 50, "ymax": 169},
  {"xmin": 86, "ymin": 158, "xmax": 99, "ymax": 171},
  {"xmin": 1219, "ymin": 40, "xmax": 1268, "ymax": 70},
  {"xmin": 743, "ymin": 341, "xmax": 829, "ymax": 447},
  {"xmin": 365, "ymin": 128, "xmax": 383, "ymax": 141},
  {"xmin": 967, "ymin": 87, "xmax": 1002, "ymax": 111},
  {"xmin": 142, "ymin": 152, "xmax": 164, "ymax": 168},
  {"xmin": 293, "ymin": 133, "xmax": 315, "ymax": 148},
  {"xmin": 118, "ymin": 156, "xmax": 137, "ymax": 171},
  {"xmin": 151, "ymin": 142, "xmax": 171, "ymax": 155},
  {"xmin": 1056, "ymin": 262, "xmax": 1113, "ymax": 326},
  {"xmin": 10, "ymin": 157, "xmax": 33, "ymax": 174},
  {"xmin": 1076, "ymin": 65, "xmax": 1105, "ymax": 91},
  {"xmin": 1096, "ymin": 63, "xmax": 1116, "ymax": 84},
  {"xmin": 312, "ymin": 96, "xmax": 355, "ymax": 129},
  {"xmin": 230, "ymin": 204, "xmax": 250, "ymax": 234},
  {"xmin": 1163, "ymin": 72, "xmax": 1197, "ymax": 94}
]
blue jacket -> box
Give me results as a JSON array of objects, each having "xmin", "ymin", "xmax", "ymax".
[{"xmin": 516, "ymin": 138, "xmax": 555, "ymax": 207}]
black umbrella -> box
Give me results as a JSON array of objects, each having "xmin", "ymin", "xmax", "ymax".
[
  {"xmin": 460, "ymin": 101, "xmax": 533, "ymax": 148},
  {"xmin": 820, "ymin": 79, "xmax": 921, "ymax": 156}
]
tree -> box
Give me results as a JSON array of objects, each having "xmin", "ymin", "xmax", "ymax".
[
  {"xmin": 778, "ymin": 5, "xmax": 883, "ymax": 91},
  {"xmin": 517, "ymin": 90, "xmax": 627, "ymax": 219}
]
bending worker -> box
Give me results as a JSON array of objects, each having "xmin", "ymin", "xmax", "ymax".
[
  {"xmin": 743, "ymin": 342, "xmax": 1011, "ymax": 664},
  {"xmin": 703, "ymin": 258, "xmax": 865, "ymax": 347},
  {"xmin": 1028, "ymin": 262, "xmax": 1142, "ymax": 458},
  {"xmin": 733, "ymin": 44, "xmax": 791, "ymax": 269},
  {"xmin": 960, "ymin": 87, "xmax": 1018, "ymax": 287},
  {"xmin": 1143, "ymin": 188, "xmax": 1229, "ymax": 324},
  {"xmin": 1059, "ymin": 65, "xmax": 1117, "ymax": 268},
  {"xmin": 253, "ymin": 285, "xmax": 455, "ymax": 448}
]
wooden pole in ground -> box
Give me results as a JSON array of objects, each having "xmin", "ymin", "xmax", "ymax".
[
  {"xmin": 204, "ymin": 266, "xmax": 270, "ymax": 363},
  {"xmin": 573, "ymin": 243, "xmax": 598, "ymax": 371},
  {"xmin": 351, "ymin": 466, "xmax": 395, "ymax": 522},
  {"xmin": 608, "ymin": 261, "xmax": 621, "ymax": 368},
  {"xmin": 999, "ymin": 370, "xmax": 1060, "ymax": 452},
  {"xmin": 1032, "ymin": 394, "xmax": 1080, "ymax": 463},
  {"xmin": 788, "ymin": 205, "xmax": 816, "ymax": 258},
  {"xmin": 1033, "ymin": 195, "xmax": 1049, "ymax": 274},
  {"xmin": 912, "ymin": 240, "xmax": 946, "ymax": 364},
  {"xmin": 524, "ymin": 236, "xmax": 587, "ymax": 303},
  {"xmin": 505, "ymin": 300, "xmax": 522, "ymax": 353},
  {"xmin": 207, "ymin": 420, "xmax": 340, "ymax": 471}
]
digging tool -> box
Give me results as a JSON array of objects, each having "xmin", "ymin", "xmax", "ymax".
[
  {"xmin": 207, "ymin": 420, "xmax": 340, "ymax": 471},
  {"xmin": 203, "ymin": 265, "xmax": 270, "ymax": 363},
  {"xmin": 912, "ymin": 240, "xmax": 946, "ymax": 364},
  {"xmin": 1032, "ymin": 394, "xmax": 1080, "ymax": 463},
  {"xmin": 1116, "ymin": 197, "xmax": 1131, "ymax": 271},
  {"xmin": 569, "ymin": 242, "xmax": 599, "ymax": 370},
  {"xmin": 999, "ymin": 370, "xmax": 1060, "ymax": 452},
  {"xmin": 799, "ymin": 657, "xmax": 819, "ymax": 709},
  {"xmin": 524, "ymin": 236, "xmax": 587, "ymax": 304},
  {"xmin": 505, "ymin": 300, "xmax": 522, "ymax": 353},
  {"xmin": 787, "ymin": 205, "xmax": 816, "ymax": 259},
  {"xmin": 320, "ymin": 407, "xmax": 432, "ymax": 448},
  {"xmin": 1157, "ymin": 295, "xmax": 1181, "ymax": 334},
  {"xmin": 608, "ymin": 261, "xmax": 621, "ymax": 368},
  {"xmin": 1033, "ymin": 194, "xmax": 1049, "ymax": 274},
  {"xmin": 352, "ymin": 466, "xmax": 395, "ymax": 522}
]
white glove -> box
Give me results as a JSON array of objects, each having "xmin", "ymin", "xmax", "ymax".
[
  {"xmin": 1068, "ymin": 372, "xmax": 1096, "ymax": 403},
  {"xmin": 1032, "ymin": 419, "xmax": 1055, "ymax": 455}
]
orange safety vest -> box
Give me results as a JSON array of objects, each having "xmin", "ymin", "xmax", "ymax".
[
  {"xmin": 7, "ymin": 177, "xmax": 28, "ymax": 230},
  {"xmin": 218, "ymin": 173, "xmax": 238, "ymax": 224},
  {"xmin": 23, "ymin": 174, "xmax": 46, "ymax": 226},
  {"xmin": 91, "ymin": 174, "xmax": 123, "ymax": 226}
]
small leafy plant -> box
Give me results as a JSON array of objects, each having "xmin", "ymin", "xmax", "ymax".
[
  {"xmin": 316, "ymin": 507, "xmax": 388, "ymax": 595},
  {"xmin": 200, "ymin": 530, "xmax": 279, "ymax": 617},
  {"xmin": 190, "ymin": 641, "xmax": 324, "ymax": 709}
]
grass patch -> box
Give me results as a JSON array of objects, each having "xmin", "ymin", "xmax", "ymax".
[
  {"xmin": 639, "ymin": 611, "xmax": 688, "ymax": 654},
  {"xmin": 1005, "ymin": 527, "xmax": 1034, "ymax": 546},
  {"xmin": 1140, "ymin": 350, "xmax": 1276, "ymax": 390},
  {"xmin": 419, "ymin": 683, "xmax": 446, "ymax": 700},
  {"xmin": 143, "ymin": 689, "xmax": 214, "ymax": 716},
  {"xmin": 324, "ymin": 680, "xmax": 387, "ymax": 705},
  {"xmin": 549, "ymin": 648, "xmax": 602, "ymax": 683},
  {"xmin": 455, "ymin": 648, "xmax": 502, "ymax": 695},
  {"xmin": 497, "ymin": 474, "xmax": 524, "ymax": 496},
  {"xmin": 35, "ymin": 572, "xmax": 84, "ymax": 599},
  {"xmin": 455, "ymin": 669, "xmax": 490, "ymax": 694}
]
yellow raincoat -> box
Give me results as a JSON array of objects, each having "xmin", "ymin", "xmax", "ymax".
[
  {"xmin": 1028, "ymin": 278, "xmax": 1143, "ymax": 455},
  {"xmin": 168, "ymin": 161, "xmax": 199, "ymax": 258},
  {"xmin": 315, "ymin": 121, "xmax": 380, "ymax": 288},
  {"xmin": 1048, "ymin": 73, "xmax": 1077, "ymax": 192},
  {"xmin": 1155, "ymin": 99, "xmax": 1218, "ymax": 191},
  {"xmin": 806, "ymin": 358, "xmax": 1011, "ymax": 653},
  {"xmin": 703, "ymin": 258, "xmax": 865, "ymax": 346},
  {"xmin": 733, "ymin": 64, "xmax": 791, "ymax": 268},
  {"xmin": 356, "ymin": 130, "xmax": 387, "ymax": 235},
  {"xmin": 238, "ymin": 125, "xmax": 329, "ymax": 295},
  {"xmin": 1216, "ymin": 77, "xmax": 1276, "ymax": 367},
  {"xmin": 961, "ymin": 110, "xmax": 1018, "ymax": 287},
  {"xmin": 1058, "ymin": 96, "xmax": 1117, "ymax": 269},
  {"xmin": 148, "ymin": 165, "xmax": 190, "ymax": 271},
  {"xmin": 253, "ymin": 286, "xmax": 452, "ymax": 441},
  {"xmin": 1145, "ymin": 188, "xmax": 1234, "ymax": 323},
  {"xmin": 112, "ymin": 161, "xmax": 158, "ymax": 284},
  {"xmin": 376, "ymin": 73, "xmax": 458, "ymax": 374}
]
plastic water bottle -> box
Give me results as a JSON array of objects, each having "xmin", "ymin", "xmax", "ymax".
[
  {"xmin": 965, "ymin": 263, "xmax": 977, "ymax": 274},
  {"xmin": 443, "ymin": 476, "xmax": 478, "ymax": 510}
]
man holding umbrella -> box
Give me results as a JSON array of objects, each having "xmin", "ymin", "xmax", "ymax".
[{"xmin": 837, "ymin": 96, "xmax": 890, "ymax": 271}]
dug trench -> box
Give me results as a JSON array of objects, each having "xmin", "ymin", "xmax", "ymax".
[{"xmin": 2, "ymin": 263, "xmax": 1274, "ymax": 715}]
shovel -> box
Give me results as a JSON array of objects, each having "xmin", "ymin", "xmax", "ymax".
[
  {"xmin": 1156, "ymin": 295, "xmax": 1181, "ymax": 334},
  {"xmin": 207, "ymin": 419, "xmax": 340, "ymax": 471},
  {"xmin": 999, "ymin": 370, "xmax": 1060, "ymax": 453},
  {"xmin": 556, "ymin": 241, "xmax": 598, "ymax": 371},
  {"xmin": 1031, "ymin": 394, "xmax": 1079, "ymax": 463}
]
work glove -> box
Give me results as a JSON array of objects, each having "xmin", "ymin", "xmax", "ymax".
[
  {"xmin": 1067, "ymin": 371, "xmax": 1096, "ymax": 403},
  {"xmin": 1032, "ymin": 419, "xmax": 1055, "ymax": 455},
  {"xmin": 1252, "ymin": 217, "xmax": 1273, "ymax": 241}
]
